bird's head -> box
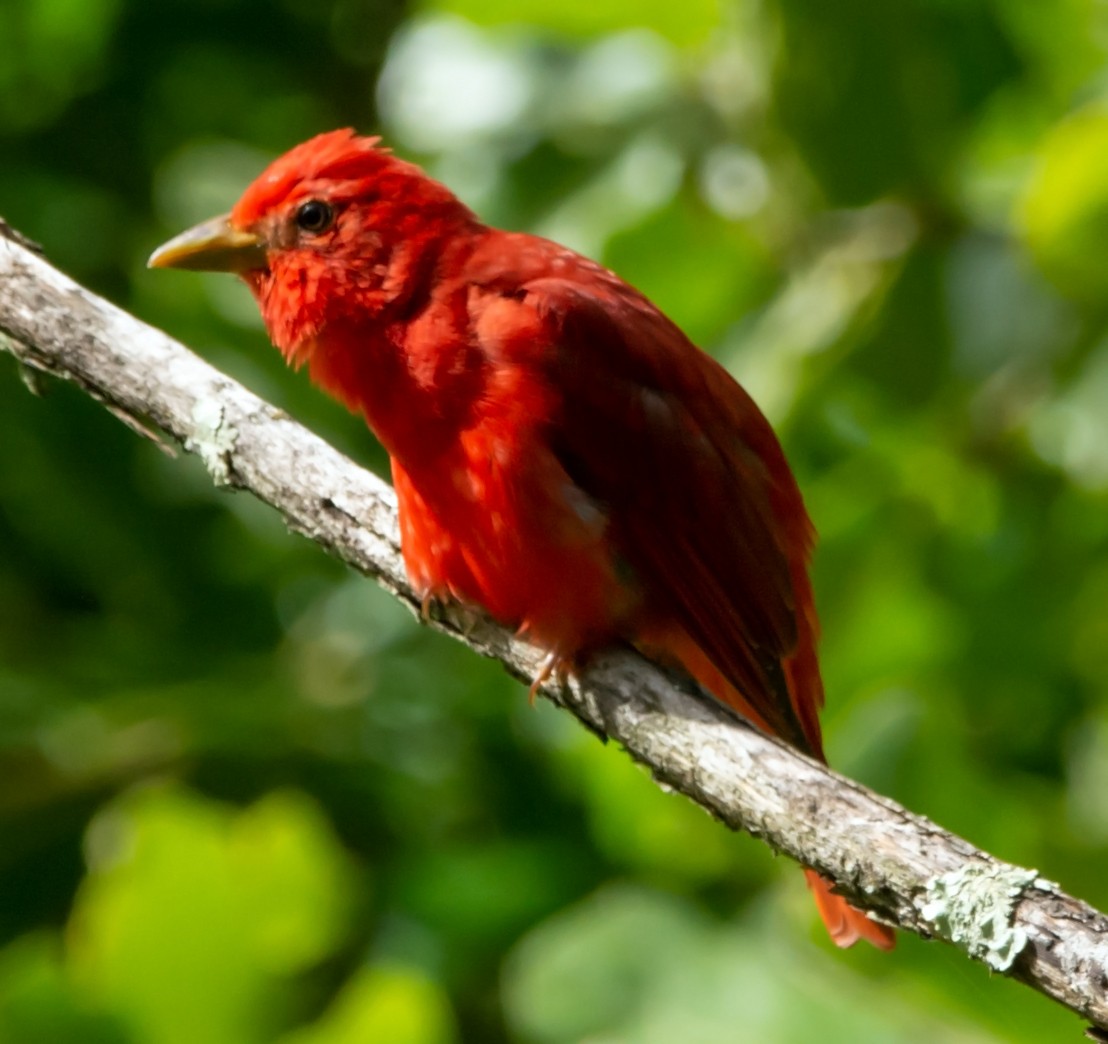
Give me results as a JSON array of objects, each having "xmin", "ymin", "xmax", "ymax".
[{"xmin": 149, "ymin": 129, "xmax": 478, "ymax": 362}]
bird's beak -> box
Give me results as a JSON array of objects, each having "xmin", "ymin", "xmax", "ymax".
[{"xmin": 147, "ymin": 214, "xmax": 267, "ymax": 273}]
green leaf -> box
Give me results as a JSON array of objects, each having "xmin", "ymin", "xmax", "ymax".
[
  {"xmin": 66, "ymin": 786, "xmax": 357, "ymax": 1044},
  {"xmin": 423, "ymin": 0, "xmax": 722, "ymax": 48},
  {"xmin": 0, "ymin": 934, "xmax": 127, "ymax": 1044},
  {"xmin": 1020, "ymin": 104, "xmax": 1108, "ymax": 300},
  {"xmin": 280, "ymin": 964, "xmax": 456, "ymax": 1044}
]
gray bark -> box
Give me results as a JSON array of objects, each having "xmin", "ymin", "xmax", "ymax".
[{"xmin": 2, "ymin": 225, "xmax": 1106, "ymax": 1035}]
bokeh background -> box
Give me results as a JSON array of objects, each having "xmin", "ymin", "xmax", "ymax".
[{"xmin": 3, "ymin": 0, "xmax": 1108, "ymax": 1040}]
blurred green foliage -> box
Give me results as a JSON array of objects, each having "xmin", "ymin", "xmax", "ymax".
[{"xmin": 2, "ymin": 0, "xmax": 1108, "ymax": 1040}]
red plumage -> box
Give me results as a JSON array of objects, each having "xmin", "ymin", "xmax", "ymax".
[{"xmin": 152, "ymin": 129, "xmax": 894, "ymax": 950}]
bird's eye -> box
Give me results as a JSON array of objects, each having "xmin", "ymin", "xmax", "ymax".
[{"xmin": 295, "ymin": 199, "xmax": 334, "ymax": 234}]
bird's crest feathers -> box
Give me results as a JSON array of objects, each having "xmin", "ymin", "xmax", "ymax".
[{"xmin": 230, "ymin": 129, "xmax": 459, "ymax": 228}]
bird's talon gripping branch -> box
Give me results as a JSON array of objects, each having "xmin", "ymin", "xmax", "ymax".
[
  {"xmin": 420, "ymin": 589, "xmax": 481, "ymax": 638},
  {"xmin": 528, "ymin": 650, "xmax": 572, "ymax": 705}
]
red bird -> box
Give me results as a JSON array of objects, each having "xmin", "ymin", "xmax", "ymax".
[{"xmin": 150, "ymin": 129, "xmax": 894, "ymax": 950}]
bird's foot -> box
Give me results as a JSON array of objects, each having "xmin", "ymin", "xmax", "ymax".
[
  {"xmin": 528, "ymin": 650, "xmax": 573, "ymax": 705},
  {"xmin": 419, "ymin": 587, "xmax": 458, "ymax": 624},
  {"xmin": 420, "ymin": 588, "xmax": 480, "ymax": 637}
]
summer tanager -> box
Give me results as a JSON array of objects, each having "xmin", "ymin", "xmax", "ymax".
[{"xmin": 150, "ymin": 129, "xmax": 894, "ymax": 950}]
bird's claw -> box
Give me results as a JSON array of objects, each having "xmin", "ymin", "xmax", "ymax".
[
  {"xmin": 421, "ymin": 589, "xmax": 480, "ymax": 637},
  {"xmin": 528, "ymin": 650, "xmax": 572, "ymax": 705},
  {"xmin": 420, "ymin": 589, "xmax": 440, "ymax": 623}
]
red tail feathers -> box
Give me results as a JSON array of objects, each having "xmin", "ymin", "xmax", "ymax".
[
  {"xmin": 642, "ymin": 630, "xmax": 896, "ymax": 950},
  {"xmin": 804, "ymin": 870, "xmax": 895, "ymax": 950}
]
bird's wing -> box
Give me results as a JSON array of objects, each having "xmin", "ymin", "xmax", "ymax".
[{"xmin": 516, "ymin": 274, "xmax": 824, "ymax": 753}]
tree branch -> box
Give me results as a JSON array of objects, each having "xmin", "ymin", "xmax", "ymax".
[{"xmin": 2, "ymin": 225, "xmax": 1106, "ymax": 1036}]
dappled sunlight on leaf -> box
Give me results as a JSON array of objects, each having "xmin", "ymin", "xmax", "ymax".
[
  {"xmin": 1021, "ymin": 105, "xmax": 1108, "ymax": 301},
  {"xmin": 279, "ymin": 963, "xmax": 456, "ymax": 1044},
  {"xmin": 67, "ymin": 786, "xmax": 358, "ymax": 1044}
]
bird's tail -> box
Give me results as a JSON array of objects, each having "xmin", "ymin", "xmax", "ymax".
[
  {"xmin": 804, "ymin": 869, "xmax": 895, "ymax": 950},
  {"xmin": 635, "ymin": 625, "xmax": 896, "ymax": 951}
]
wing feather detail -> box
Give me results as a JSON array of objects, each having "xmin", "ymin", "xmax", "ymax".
[{"xmin": 520, "ymin": 276, "xmax": 822, "ymax": 753}]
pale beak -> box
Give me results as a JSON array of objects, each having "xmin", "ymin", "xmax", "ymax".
[{"xmin": 148, "ymin": 214, "xmax": 267, "ymax": 273}]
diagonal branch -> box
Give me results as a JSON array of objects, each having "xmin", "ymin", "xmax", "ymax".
[{"xmin": 1, "ymin": 224, "xmax": 1106, "ymax": 1036}]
